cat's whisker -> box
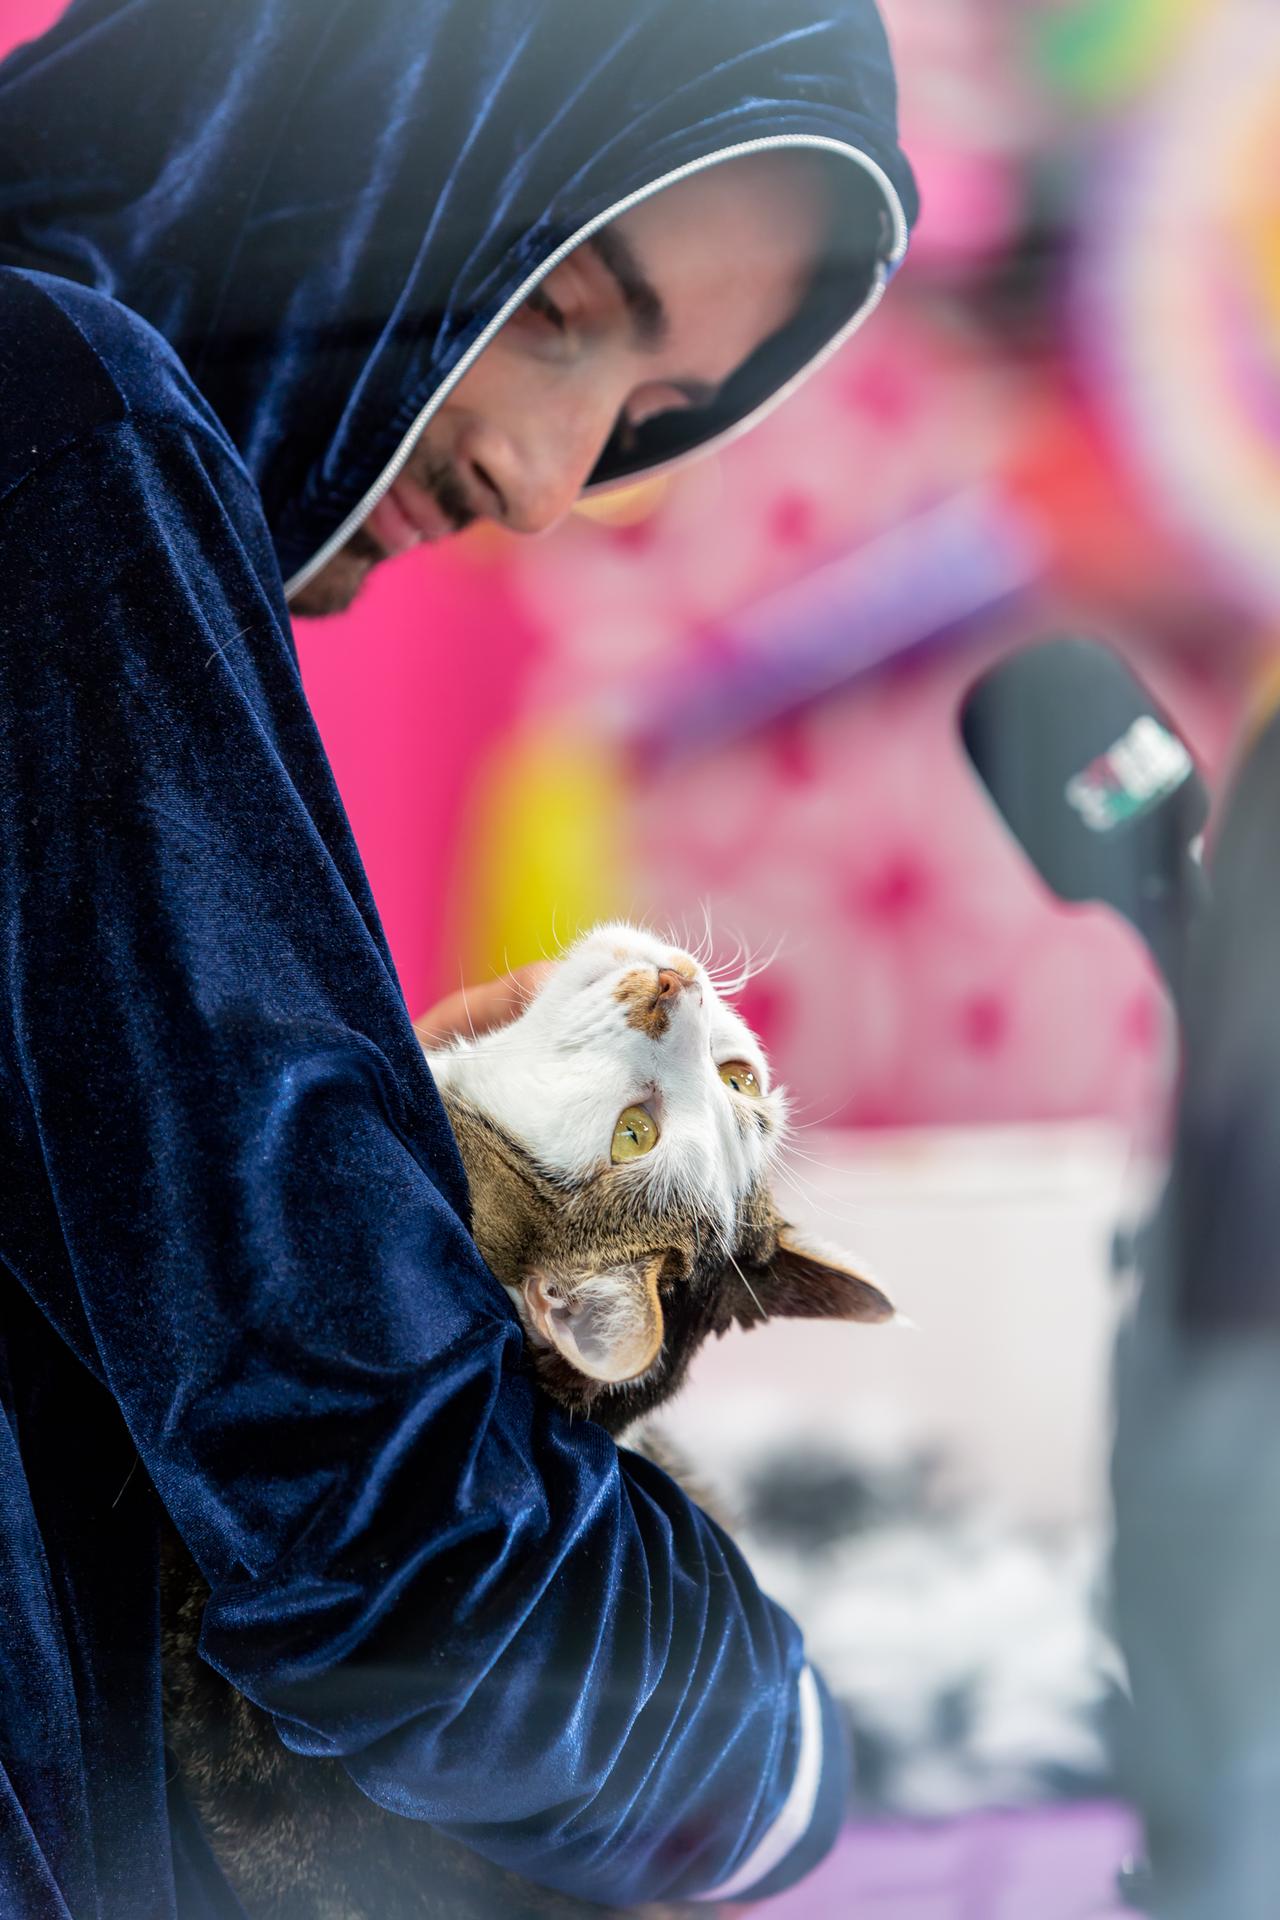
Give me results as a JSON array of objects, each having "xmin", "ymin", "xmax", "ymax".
[
  {"xmin": 771, "ymin": 1160, "xmax": 872, "ymax": 1227},
  {"xmin": 455, "ymin": 964, "xmax": 481, "ymax": 1045},
  {"xmin": 726, "ymin": 1250, "xmax": 765, "ymax": 1320},
  {"xmin": 726, "ymin": 928, "xmax": 748, "ymax": 976},
  {"xmin": 775, "ymin": 1134, "xmax": 847, "ymax": 1169},
  {"xmin": 775, "ymin": 1152, "xmax": 905, "ymax": 1198},
  {"xmin": 707, "ymin": 925, "xmax": 745, "ymax": 967},
  {"xmin": 775, "ymin": 1144, "xmax": 863, "ymax": 1189},
  {"xmin": 775, "ymin": 1144, "xmax": 867, "ymax": 1190},
  {"xmin": 684, "ymin": 908, "xmax": 705, "ymax": 967},
  {"xmin": 773, "ymin": 1148, "xmax": 844, "ymax": 1193},
  {"xmin": 700, "ymin": 898, "xmax": 715, "ymax": 966},
  {"xmin": 509, "ymin": 971, "xmax": 545, "ymax": 1007},
  {"xmin": 752, "ymin": 931, "xmax": 787, "ymax": 978},
  {"xmin": 423, "ymin": 1035, "xmax": 563, "ymax": 1059},
  {"xmin": 781, "ymin": 1139, "xmax": 1000, "ymax": 1207},
  {"xmin": 706, "ymin": 956, "xmax": 744, "ymax": 998},
  {"xmin": 714, "ymin": 929, "xmax": 785, "ymax": 999},
  {"xmin": 414, "ymin": 1026, "xmax": 463, "ymax": 1049},
  {"xmin": 784, "ymin": 1097, "xmax": 856, "ymax": 1133},
  {"xmin": 729, "ymin": 924, "xmax": 760, "ymax": 988},
  {"xmin": 686, "ymin": 900, "xmax": 715, "ymax": 970},
  {"xmin": 775, "ymin": 1144, "xmax": 908, "ymax": 1202},
  {"xmin": 702, "ymin": 922, "xmax": 784, "ymax": 999}
]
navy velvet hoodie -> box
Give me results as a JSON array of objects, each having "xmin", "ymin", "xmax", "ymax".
[{"xmin": 0, "ymin": 3, "xmax": 916, "ymax": 1914}]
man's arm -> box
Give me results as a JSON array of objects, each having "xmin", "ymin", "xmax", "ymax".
[
  {"xmin": 1113, "ymin": 706, "xmax": 1280, "ymax": 1918},
  {"xmin": 0, "ymin": 390, "xmax": 846, "ymax": 1907}
]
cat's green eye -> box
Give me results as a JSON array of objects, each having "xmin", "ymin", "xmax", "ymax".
[
  {"xmin": 612, "ymin": 1104, "xmax": 659, "ymax": 1163},
  {"xmin": 719, "ymin": 1061, "xmax": 762, "ymax": 1098}
]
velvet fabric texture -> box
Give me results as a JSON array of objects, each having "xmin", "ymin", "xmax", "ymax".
[{"xmin": 0, "ymin": 3, "xmax": 915, "ymax": 1914}]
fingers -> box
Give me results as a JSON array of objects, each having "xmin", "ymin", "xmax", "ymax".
[{"xmin": 413, "ymin": 960, "xmax": 556, "ymax": 1046}]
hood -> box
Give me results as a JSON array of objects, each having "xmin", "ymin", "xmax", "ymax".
[{"xmin": 0, "ymin": 0, "xmax": 919, "ymax": 596}]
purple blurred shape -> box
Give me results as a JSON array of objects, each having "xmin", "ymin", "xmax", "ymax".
[
  {"xmin": 622, "ymin": 488, "xmax": 1045, "ymax": 770},
  {"xmin": 745, "ymin": 1801, "xmax": 1143, "ymax": 1919}
]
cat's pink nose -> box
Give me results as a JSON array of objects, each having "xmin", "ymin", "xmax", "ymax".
[{"xmin": 656, "ymin": 967, "xmax": 698, "ymax": 1002}]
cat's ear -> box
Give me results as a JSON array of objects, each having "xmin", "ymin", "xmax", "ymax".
[
  {"xmin": 731, "ymin": 1227, "xmax": 894, "ymax": 1330},
  {"xmin": 522, "ymin": 1256, "xmax": 666, "ymax": 1384}
]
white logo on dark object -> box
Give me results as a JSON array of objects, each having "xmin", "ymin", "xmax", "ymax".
[{"xmin": 1065, "ymin": 717, "xmax": 1193, "ymax": 834}]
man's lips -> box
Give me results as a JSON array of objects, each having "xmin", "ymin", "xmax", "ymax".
[{"xmin": 363, "ymin": 476, "xmax": 457, "ymax": 557}]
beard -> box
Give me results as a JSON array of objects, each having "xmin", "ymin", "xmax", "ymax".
[{"xmin": 287, "ymin": 453, "xmax": 476, "ymax": 619}]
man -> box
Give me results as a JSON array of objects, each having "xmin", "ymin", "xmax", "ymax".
[
  {"xmin": 0, "ymin": 2, "xmax": 916, "ymax": 1915},
  {"xmin": 1112, "ymin": 698, "xmax": 1280, "ymax": 1918},
  {"xmin": 290, "ymin": 151, "xmax": 844, "ymax": 618}
]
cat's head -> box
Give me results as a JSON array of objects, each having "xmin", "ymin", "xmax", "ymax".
[{"xmin": 422, "ymin": 922, "xmax": 893, "ymax": 1435}]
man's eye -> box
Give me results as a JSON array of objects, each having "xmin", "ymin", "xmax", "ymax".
[
  {"xmin": 623, "ymin": 387, "xmax": 700, "ymax": 436},
  {"xmin": 523, "ymin": 286, "xmax": 568, "ymax": 333}
]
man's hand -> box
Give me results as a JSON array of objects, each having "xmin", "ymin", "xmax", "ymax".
[{"xmin": 413, "ymin": 962, "xmax": 555, "ymax": 1048}]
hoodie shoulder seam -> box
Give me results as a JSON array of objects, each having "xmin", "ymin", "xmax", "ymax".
[
  {"xmin": 0, "ymin": 273, "xmax": 244, "ymax": 512},
  {"xmin": 1, "ymin": 269, "xmax": 132, "ymax": 414},
  {"xmin": 0, "ymin": 413, "xmax": 246, "ymax": 527},
  {"xmin": 45, "ymin": 294, "xmax": 144, "ymax": 424}
]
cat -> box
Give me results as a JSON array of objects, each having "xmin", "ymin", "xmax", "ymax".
[{"xmin": 161, "ymin": 922, "xmax": 895, "ymax": 1918}]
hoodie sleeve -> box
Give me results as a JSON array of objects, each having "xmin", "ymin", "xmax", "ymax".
[{"xmin": 0, "ymin": 297, "xmax": 847, "ymax": 1908}]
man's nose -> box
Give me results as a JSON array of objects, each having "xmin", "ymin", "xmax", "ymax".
[{"xmin": 461, "ymin": 412, "xmax": 616, "ymax": 537}]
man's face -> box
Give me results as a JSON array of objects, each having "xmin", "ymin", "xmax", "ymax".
[{"xmin": 289, "ymin": 154, "xmax": 829, "ymax": 616}]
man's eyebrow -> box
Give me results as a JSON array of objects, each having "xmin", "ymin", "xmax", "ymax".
[
  {"xmin": 583, "ymin": 227, "xmax": 719, "ymax": 410},
  {"xmin": 584, "ymin": 227, "xmax": 667, "ymax": 348}
]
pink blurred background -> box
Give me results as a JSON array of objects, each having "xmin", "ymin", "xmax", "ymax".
[
  {"xmin": 291, "ymin": 1, "xmax": 1280, "ymax": 1148},
  {"xmin": 10, "ymin": 0, "xmax": 1278, "ymax": 1151}
]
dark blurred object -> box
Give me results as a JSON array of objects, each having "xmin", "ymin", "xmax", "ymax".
[
  {"xmin": 960, "ymin": 636, "xmax": 1210, "ymax": 1009},
  {"xmin": 1115, "ymin": 1851, "xmax": 1156, "ymax": 1912},
  {"xmin": 735, "ymin": 1437, "xmax": 1114, "ymax": 1819},
  {"xmin": 745, "ymin": 1446, "xmax": 928, "ymax": 1554}
]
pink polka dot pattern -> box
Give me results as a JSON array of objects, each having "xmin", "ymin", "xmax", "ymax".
[{"xmin": 505, "ymin": 305, "xmax": 1246, "ymax": 1144}]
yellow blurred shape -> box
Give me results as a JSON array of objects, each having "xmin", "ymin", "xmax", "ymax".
[
  {"xmin": 574, "ymin": 474, "xmax": 671, "ymax": 525},
  {"xmin": 1230, "ymin": 116, "xmax": 1280, "ymax": 333},
  {"xmin": 1245, "ymin": 644, "xmax": 1280, "ymax": 752},
  {"xmin": 450, "ymin": 728, "xmax": 630, "ymax": 980}
]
